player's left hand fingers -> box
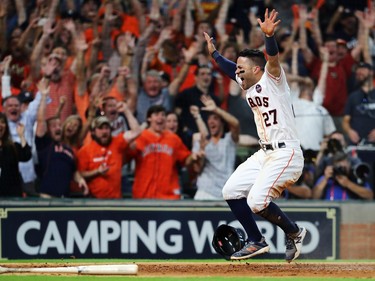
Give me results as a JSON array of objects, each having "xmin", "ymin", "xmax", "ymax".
[
  {"xmin": 269, "ymin": 9, "xmax": 277, "ymax": 21},
  {"xmin": 264, "ymin": 8, "xmax": 269, "ymax": 19}
]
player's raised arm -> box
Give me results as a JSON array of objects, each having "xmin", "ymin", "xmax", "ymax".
[
  {"xmin": 257, "ymin": 9, "xmax": 281, "ymax": 77},
  {"xmin": 203, "ymin": 32, "xmax": 237, "ymax": 80}
]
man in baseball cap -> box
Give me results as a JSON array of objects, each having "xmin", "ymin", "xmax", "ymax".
[
  {"xmin": 353, "ymin": 61, "xmax": 373, "ymax": 89},
  {"xmin": 91, "ymin": 116, "xmax": 111, "ymax": 130},
  {"xmin": 90, "ymin": 116, "xmax": 112, "ymax": 147},
  {"xmin": 78, "ymin": 103, "xmax": 141, "ymax": 198},
  {"xmin": 343, "ymin": 60, "xmax": 375, "ymax": 145}
]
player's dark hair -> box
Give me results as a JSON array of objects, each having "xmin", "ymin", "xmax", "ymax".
[{"xmin": 238, "ymin": 49, "xmax": 266, "ymax": 70}]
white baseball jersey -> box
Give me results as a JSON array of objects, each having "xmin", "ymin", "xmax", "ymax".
[
  {"xmin": 223, "ymin": 67, "xmax": 304, "ymax": 212},
  {"xmin": 236, "ymin": 68, "xmax": 298, "ymax": 142}
]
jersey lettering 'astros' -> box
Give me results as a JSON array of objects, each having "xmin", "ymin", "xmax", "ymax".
[{"xmin": 236, "ymin": 68, "xmax": 299, "ymax": 142}]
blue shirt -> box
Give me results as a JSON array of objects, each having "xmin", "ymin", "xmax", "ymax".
[
  {"xmin": 315, "ymin": 176, "xmax": 371, "ymax": 200},
  {"xmin": 136, "ymin": 87, "xmax": 171, "ymax": 124}
]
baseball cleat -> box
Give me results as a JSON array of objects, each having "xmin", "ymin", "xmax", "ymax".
[
  {"xmin": 285, "ymin": 227, "xmax": 307, "ymax": 263},
  {"xmin": 230, "ymin": 237, "xmax": 270, "ymax": 260}
]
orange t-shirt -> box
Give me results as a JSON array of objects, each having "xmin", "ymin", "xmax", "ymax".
[
  {"xmin": 77, "ymin": 135, "xmax": 128, "ymax": 198},
  {"xmin": 127, "ymin": 130, "xmax": 191, "ymax": 200}
]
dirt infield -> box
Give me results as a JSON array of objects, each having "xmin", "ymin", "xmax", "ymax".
[
  {"xmin": 1, "ymin": 262, "xmax": 375, "ymax": 278},
  {"xmin": 137, "ymin": 262, "xmax": 375, "ymax": 278}
]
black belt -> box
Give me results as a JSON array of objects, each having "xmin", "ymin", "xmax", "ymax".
[{"xmin": 261, "ymin": 142, "xmax": 286, "ymax": 151}]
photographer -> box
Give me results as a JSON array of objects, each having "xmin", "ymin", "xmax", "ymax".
[
  {"xmin": 312, "ymin": 152, "xmax": 373, "ymax": 200},
  {"xmin": 315, "ymin": 131, "xmax": 361, "ymax": 177}
]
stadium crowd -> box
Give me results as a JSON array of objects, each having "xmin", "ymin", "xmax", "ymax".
[{"xmin": 0, "ymin": 0, "xmax": 374, "ymax": 200}]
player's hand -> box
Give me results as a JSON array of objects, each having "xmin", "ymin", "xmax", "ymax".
[
  {"xmin": 203, "ymin": 32, "xmax": 217, "ymax": 56},
  {"xmin": 257, "ymin": 8, "xmax": 281, "ymax": 37}
]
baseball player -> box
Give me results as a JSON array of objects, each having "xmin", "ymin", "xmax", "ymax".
[{"xmin": 204, "ymin": 9, "xmax": 307, "ymax": 262}]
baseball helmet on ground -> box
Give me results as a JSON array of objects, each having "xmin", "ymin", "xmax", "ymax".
[{"xmin": 212, "ymin": 224, "xmax": 246, "ymax": 260}]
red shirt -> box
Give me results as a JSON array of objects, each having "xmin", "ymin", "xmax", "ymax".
[
  {"xmin": 308, "ymin": 53, "xmax": 355, "ymax": 116},
  {"xmin": 45, "ymin": 70, "xmax": 75, "ymax": 122}
]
